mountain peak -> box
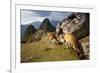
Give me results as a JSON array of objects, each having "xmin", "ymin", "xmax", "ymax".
[
  {"xmin": 21, "ymin": 25, "xmax": 36, "ymax": 43},
  {"xmin": 42, "ymin": 18, "xmax": 50, "ymax": 26},
  {"xmin": 40, "ymin": 18, "xmax": 55, "ymax": 32},
  {"xmin": 44, "ymin": 18, "xmax": 49, "ymax": 21},
  {"xmin": 26, "ymin": 25, "xmax": 36, "ymax": 33}
]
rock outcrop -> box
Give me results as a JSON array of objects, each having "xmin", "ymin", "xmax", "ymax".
[
  {"xmin": 56, "ymin": 13, "xmax": 89, "ymax": 40},
  {"xmin": 56, "ymin": 13, "xmax": 90, "ymax": 59}
]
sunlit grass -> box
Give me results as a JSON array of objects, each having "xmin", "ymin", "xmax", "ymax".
[{"xmin": 21, "ymin": 35, "xmax": 79, "ymax": 63}]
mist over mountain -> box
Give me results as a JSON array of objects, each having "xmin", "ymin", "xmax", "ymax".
[
  {"xmin": 21, "ymin": 25, "xmax": 29, "ymax": 39},
  {"xmin": 50, "ymin": 20, "xmax": 59, "ymax": 27},
  {"xmin": 31, "ymin": 21, "xmax": 41, "ymax": 29}
]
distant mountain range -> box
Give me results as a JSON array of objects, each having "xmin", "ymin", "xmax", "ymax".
[
  {"xmin": 21, "ymin": 18, "xmax": 57, "ymax": 43},
  {"xmin": 32, "ymin": 20, "xmax": 59, "ymax": 30},
  {"xmin": 21, "ymin": 25, "xmax": 36, "ymax": 43}
]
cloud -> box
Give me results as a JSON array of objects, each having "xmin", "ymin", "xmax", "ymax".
[
  {"xmin": 33, "ymin": 10, "xmax": 51, "ymax": 17},
  {"xmin": 47, "ymin": 12, "xmax": 71, "ymax": 21},
  {"xmin": 21, "ymin": 10, "xmax": 72, "ymax": 24},
  {"xmin": 21, "ymin": 10, "xmax": 46, "ymax": 24}
]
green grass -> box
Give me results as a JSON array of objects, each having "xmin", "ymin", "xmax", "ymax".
[{"xmin": 21, "ymin": 35, "xmax": 79, "ymax": 63}]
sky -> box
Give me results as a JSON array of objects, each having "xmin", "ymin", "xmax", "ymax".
[{"xmin": 21, "ymin": 10, "xmax": 72, "ymax": 25}]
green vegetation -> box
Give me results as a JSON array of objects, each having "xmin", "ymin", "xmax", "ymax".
[{"xmin": 21, "ymin": 35, "xmax": 78, "ymax": 63}]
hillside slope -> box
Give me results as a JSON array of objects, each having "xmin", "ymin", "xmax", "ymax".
[{"xmin": 21, "ymin": 35, "xmax": 78, "ymax": 63}]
